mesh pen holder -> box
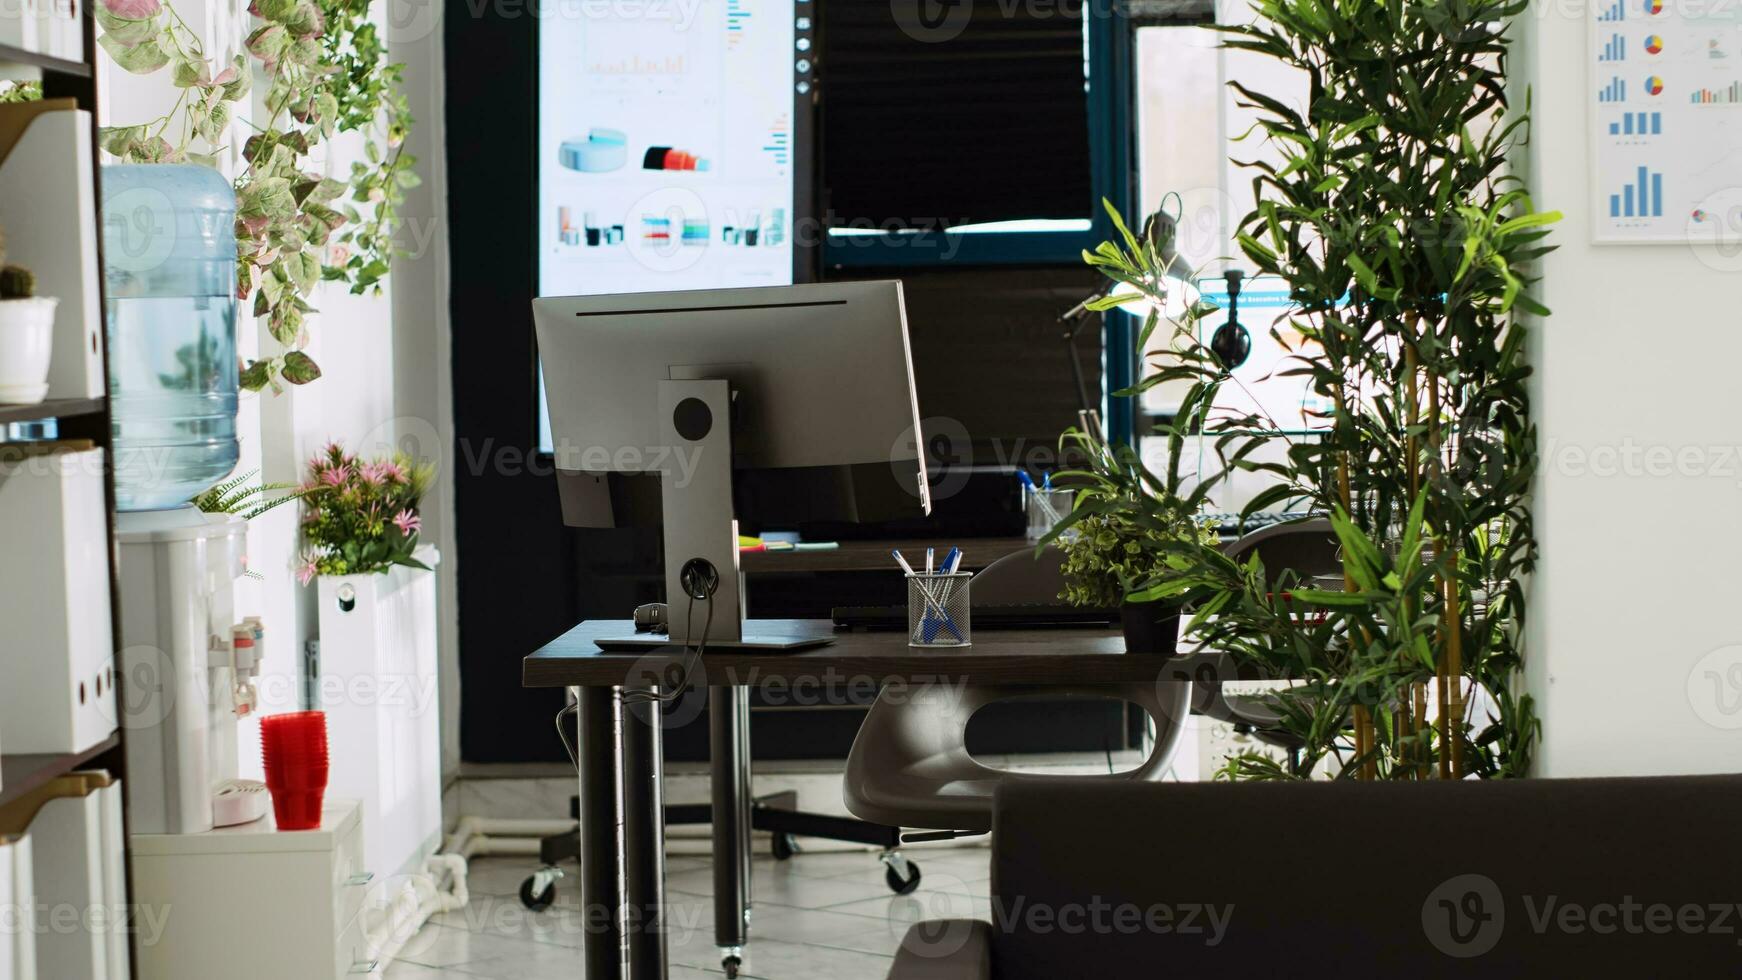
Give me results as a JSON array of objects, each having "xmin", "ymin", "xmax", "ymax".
[
  {"xmin": 907, "ymin": 572, "xmax": 971, "ymax": 648},
  {"xmin": 1025, "ymin": 488, "xmax": 1075, "ymax": 543}
]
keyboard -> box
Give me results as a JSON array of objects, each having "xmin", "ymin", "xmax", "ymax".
[{"xmin": 832, "ymin": 603, "xmax": 1115, "ymax": 631}]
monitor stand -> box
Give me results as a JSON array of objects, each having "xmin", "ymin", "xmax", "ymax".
[
  {"xmin": 593, "ymin": 378, "xmax": 836, "ymax": 653},
  {"xmin": 594, "ymin": 620, "xmax": 836, "ymax": 651}
]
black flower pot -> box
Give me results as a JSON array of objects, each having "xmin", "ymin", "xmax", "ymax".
[{"xmin": 1120, "ymin": 600, "xmax": 1182, "ymax": 656}]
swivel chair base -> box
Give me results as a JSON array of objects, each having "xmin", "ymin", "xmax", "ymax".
[{"xmin": 520, "ymin": 791, "xmax": 923, "ymax": 907}]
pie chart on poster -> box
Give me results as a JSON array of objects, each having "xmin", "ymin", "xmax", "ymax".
[
  {"xmin": 1644, "ymin": 75, "xmax": 1665, "ymax": 96},
  {"xmin": 1645, "ymin": 35, "xmax": 1664, "ymax": 54}
]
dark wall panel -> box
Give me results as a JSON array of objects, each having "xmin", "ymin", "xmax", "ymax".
[{"xmin": 819, "ymin": 0, "xmax": 1093, "ymax": 226}]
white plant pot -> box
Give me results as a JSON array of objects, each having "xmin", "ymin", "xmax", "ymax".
[
  {"xmin": 0, "ymin": 296, "xmax": 59, "ymax": 404},
  {"xmin": 314, "ymin": 546, "xmax": 443, "ymax": 879}
]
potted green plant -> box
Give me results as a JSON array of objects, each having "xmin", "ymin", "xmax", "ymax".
[
  {"xmin": 1062, "ymin": 0, "xmax": 1552, "ymax": 780},
  {"xmin": 0, "ymin": 248, "xmax": 58, "ymax": 405},
  {"xmin": 1058, "ymin": 509, "xmax": 1218, "ymax": 655},
  {"xmin": 1048, "ymin": 425, "xmax": 1220, "ymax": 655}
]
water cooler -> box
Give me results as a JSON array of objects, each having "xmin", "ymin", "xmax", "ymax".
[{"xmin": 116, "ymin": 508, "xmax": 267, "ymax": 833}]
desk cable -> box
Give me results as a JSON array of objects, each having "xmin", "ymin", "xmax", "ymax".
[
  {"xmin": 554, "ymin": 594, "xmax": 714, "ymax": 772},
  {"xmin": 621, "ymin": 592, "xmax": 711, "ymax": 707}
]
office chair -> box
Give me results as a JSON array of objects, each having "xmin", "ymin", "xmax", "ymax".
[
  {"xmin": 842, "ymin": 518, "xmax": 1343, "ymax": 840},
  {"xmin": 842, "ymin": 546, "xmax": 1193, "ymax": 840},
  {"xmin": 1192, "ymin": 518, "xmax": 1342, "ymax": 760}
]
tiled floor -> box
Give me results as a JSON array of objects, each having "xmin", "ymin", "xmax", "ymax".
[{"xmin": 384, "ymin": 845, "xmax": 993, "ymax": 979}]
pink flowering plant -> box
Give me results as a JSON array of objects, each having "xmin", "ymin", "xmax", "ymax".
[{"xmin": 297, "ymin": 443, "xmax": 433, "ymax": 583}]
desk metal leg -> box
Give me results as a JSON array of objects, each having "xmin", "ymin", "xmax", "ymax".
[
  {"xmin": 576, "ymin": 686, "xmax": 624, "ymax": 979},
  {"xmin": 622, "ymin": 684, "xmax": 669, "ymax": 978},
  {"xmin": 710, "ymin": 685, "xmax": 752, "ymax": 973}
]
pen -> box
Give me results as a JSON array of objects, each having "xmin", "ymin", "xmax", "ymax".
[
  {"xmin": 895, "ymin": 549, "xmax": 962, "ymax": 642},
  {"xmin": 926, "ymin": 547, "xmax": 934, "ymax": 575}
]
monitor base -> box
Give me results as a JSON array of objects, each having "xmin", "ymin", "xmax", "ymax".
[{"xmin": 595, "ymin": 621, "xmax": 836, "ymax": 652}]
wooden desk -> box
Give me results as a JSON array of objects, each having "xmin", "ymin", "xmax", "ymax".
[
  {"xmin": 524, "ymin": 617, "xmax": 1235, "ymax": 688},
  {"xmin": 525, "ymin": 618, "xmax": 1242, "ymax": 980}
]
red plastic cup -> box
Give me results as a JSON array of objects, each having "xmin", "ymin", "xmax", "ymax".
[{"xmin": 261, "ymin": 711, "xmax": 330, "ymax": 830}]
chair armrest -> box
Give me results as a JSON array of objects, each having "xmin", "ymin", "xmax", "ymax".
[{"xmin": 885, "ymin": 920, "xmax": 993, "ymax": 980}]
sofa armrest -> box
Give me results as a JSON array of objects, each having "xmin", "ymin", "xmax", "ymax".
[{"xmin": 885, "ymin": 920, "xmax": 993, "ymax": 980}]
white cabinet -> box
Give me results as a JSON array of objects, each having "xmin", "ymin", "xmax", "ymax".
[{"xmin": 130, "ymin": 799, "xmax": 380, "ymax": 980}]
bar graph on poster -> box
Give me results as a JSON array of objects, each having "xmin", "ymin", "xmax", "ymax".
[{"xmin": 1590, "ymin": 4, "xmax": 1742, "ymax": 243}]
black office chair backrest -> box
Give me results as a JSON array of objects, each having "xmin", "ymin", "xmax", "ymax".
[
  {"xmin": 1222, "ymin": 517, "xmax": 1340, "ymax": 587},
  {"xmin": 970, "ymin": 546, "xmax": 1068, "ymax": 606}
]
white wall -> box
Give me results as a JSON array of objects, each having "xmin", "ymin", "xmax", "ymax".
[
  {"xmin": 1517, "ymin": 15, "xmax": 1742, "ymax": 776},
  {"xmin": 387, "ymin": 2, "xmax": 460, "ymax": 783}
]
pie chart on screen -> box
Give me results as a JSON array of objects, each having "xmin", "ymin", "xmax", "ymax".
[
  {"xmin": 1645, "ymin": 75, "xmax": 1665, "ymax": 95},
  {"xmin": 1645, "ymin": 35, "xmax": 1664, "ymax": 54}
]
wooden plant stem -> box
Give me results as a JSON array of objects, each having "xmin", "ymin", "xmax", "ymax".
[
  {"xmin": 1444, "ymin": 562, "xmax": 1466, "ymax": 778},
  {"xmin": 1401, "ymin": 337, "xmax": 1423, "ymax": 778},
  {"xmin": 1426, "ymin": 354, "xmax": 1452, "ymax": 779},
  {"xmin": 1414, "ymin": 681, "xmax": 1430, "ymax": 779}
]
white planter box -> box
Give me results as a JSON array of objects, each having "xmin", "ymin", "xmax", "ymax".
[
  {"xmin": 0, "ymin": 446, "xmax": 116, "ymax": 754},
  {"xmin": 315, "ymin": 547, "xmax": 442, "ymax": 879}
]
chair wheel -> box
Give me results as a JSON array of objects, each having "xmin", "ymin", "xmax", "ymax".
[
  {"xmin": 723, "ymin": 954, "xmax": 742, "ymax": 978},
  {"xmin": 520, "ymin": 875, "xmax": 556, "ymax": 911},
  {"xmin": 771, "ymin": 832, "xmax": 798, "ymax": 860},
  {"xmin": 885, "ymin": 860, "xmax": 922, "ymax": 895}
]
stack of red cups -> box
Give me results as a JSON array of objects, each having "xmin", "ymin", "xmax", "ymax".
[{"xmin": 260, "ymin": 710, "xmax": 329, "ymax": 831}]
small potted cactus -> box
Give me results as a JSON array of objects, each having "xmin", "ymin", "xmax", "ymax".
[{"xmin": 0, "ymin": 225, "xmax": 59, "ymax": 405}]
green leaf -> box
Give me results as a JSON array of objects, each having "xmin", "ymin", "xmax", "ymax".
[
  {"xmin": 95, "ymin": 5, "xmax": 159, "ymax": 46},
  {"xmin": 240, "ymin": 359, "xmax": 273, "ymax": 392},
  {"xmin": 221, "ymin": 56, "xmax": 252, "ymax": 101},
  {"xmin": 99, "ymin": 34, "xmax": 170, "ymax": 74},
  {"xmin": 98, "ymin": 125, "xmax": 144, "ymax": 157},
  {"xmin": 245, "ymin": 24, "xmax": 288, "ymax": 62},
  {"xmin": 171, "ymin": 57, "xmax": 204, "ymax": 87},
  {"xmin": 281, "ymin": 351, "xmax": 322, "ymax": 385}
]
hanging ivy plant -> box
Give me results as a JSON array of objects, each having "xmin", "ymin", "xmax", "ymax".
[{"xmin": 95, "ymin": 0, "xmax": 418, "ymax": 393}]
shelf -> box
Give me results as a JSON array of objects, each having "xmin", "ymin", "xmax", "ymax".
[
  {"xmin": 0, "ymin": 732, "xmax": 120, "ymax": 810},
  {"xmin": 0, "ymin": 42, "xmax": 91, "ymax": 78},
  {"xmin": 0, "ymin": 395, "xmax": 104, "ymax": 425}
]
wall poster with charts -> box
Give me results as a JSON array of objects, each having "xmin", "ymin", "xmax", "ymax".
[
  {"xmin": 536, "ymin": 0, "xmax": 806, "ymax": 449},
  {"xmin": 1590, "ymin": 0, "xmax": 1742, "ymax": 243}
]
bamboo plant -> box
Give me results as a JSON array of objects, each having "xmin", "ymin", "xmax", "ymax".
[{"xmin": 1061, "ymin": 0, "xmax": 1554, "ymax": 780}]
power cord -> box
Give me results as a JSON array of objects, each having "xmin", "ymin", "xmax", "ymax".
[
  {"xmin": 555, "ymin": 563, "xmax": 718, "ymax": 765},
  {"xmin": 620, "ymin": 592, "xmax": 712, "ymax": 707},
  {"xmin": 554, "ymin": 595, "xmax": 713, "ymax": 771}
]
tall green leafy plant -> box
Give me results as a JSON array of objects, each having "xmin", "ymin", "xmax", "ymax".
[
  {"xmin": 1073, "ymin": 0, "xmax": 1554, "ymax": 780},
  {"xmin": 96, "ymin": 0, "xmax": 417, "ymax": 392}
]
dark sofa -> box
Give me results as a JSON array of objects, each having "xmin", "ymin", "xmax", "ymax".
[{"xmin": 888, "ymin": 775, "xmax": 1742, "ymax": 978}]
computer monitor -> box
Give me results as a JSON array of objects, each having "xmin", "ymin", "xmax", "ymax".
[{"xmin": 534, "ymin": 281, "xmax": 930, "ymax": 649}]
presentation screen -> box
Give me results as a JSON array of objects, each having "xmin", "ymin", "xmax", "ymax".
[{"xmin": 538, "ymin": 0, "xmax": 804, "ymax": 449}]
